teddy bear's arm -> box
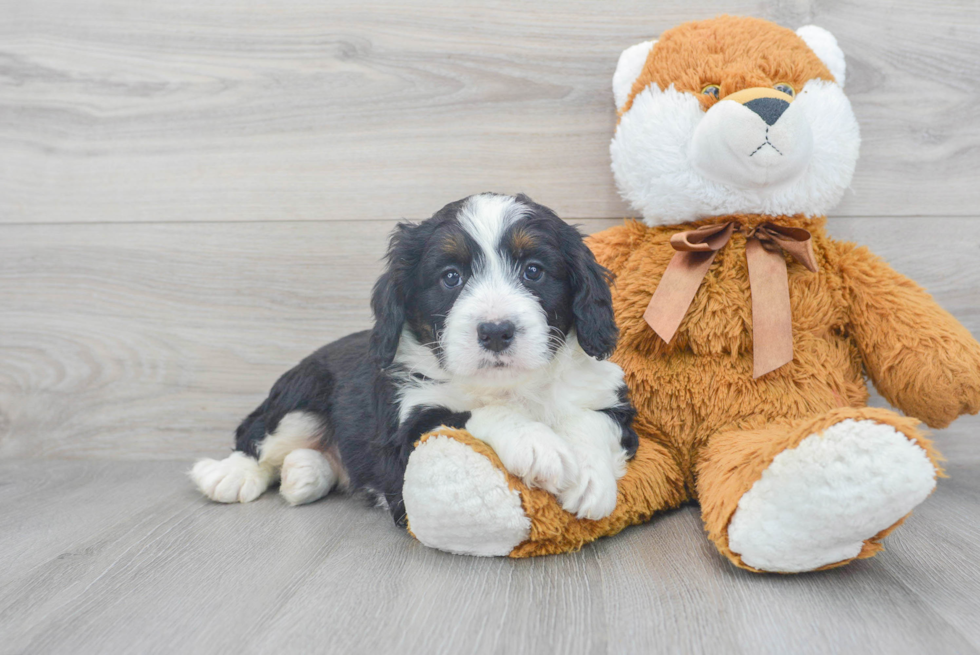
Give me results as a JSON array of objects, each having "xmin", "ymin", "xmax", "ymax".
[{"xmin": 840, "ymin": 244, "xmax": 980, "ymax": 429}]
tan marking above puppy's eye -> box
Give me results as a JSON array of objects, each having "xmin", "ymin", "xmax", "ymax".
[
  {"xmin": 441, "ymin": 233, "xmax": 469, "ymax": 258},
  {"xmin": 701, "ymin": 84, "xmax": 720, "ymax": 99},
  {"xmin": 510, "ymin": 229, "xmax": 536, "ymax": 252},
  {"xmin": 774, "ymin": 83, "xmax": 795, "ymax": 97}
]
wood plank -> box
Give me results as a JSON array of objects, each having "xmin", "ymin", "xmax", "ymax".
[
  {"xmin": 1, "ymin": 216, "xmax": 978, "ymax": 460},
  {"xmin": 880, "ymin": 470, "xmax": 980, "ymax": 650},
  {"xmin": 1, "ymin": 459, "xmax": 977, "ymax": 654},
  {"xmin": 2, "ymin": 1, "xmax": 979, "ymax": 224}
]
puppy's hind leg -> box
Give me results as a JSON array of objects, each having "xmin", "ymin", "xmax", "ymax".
[
  {"xmin": 258, "ymin": 412, "xmax": 339, "ymax": 506},
  {"xmin": 191, "ymin": 411, "xmax": 328, "ymax": 504},
  {"xmin": 191, "ymin": 451, "xmax": 274, "ymax": 503},
  {"xmin": 280, "ymin": 449, "xmax": 338, "ymax": 506}
]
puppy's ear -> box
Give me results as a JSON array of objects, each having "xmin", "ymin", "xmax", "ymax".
[
  {"xmin": 369, "ymin": 222, "xmax": 417, "ymax": 367},
  {"xmin": 563, "ymin": 225, "xmax": 618, "ymax": 360}
]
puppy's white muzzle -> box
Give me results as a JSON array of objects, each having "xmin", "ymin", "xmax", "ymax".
[
  {"xmin": 441, "ymin": 275, "xmax": 550, "ymax": 378},
  {"xmin": 690, "ymin": 88, "xmax": 813, "ymax": 190}
]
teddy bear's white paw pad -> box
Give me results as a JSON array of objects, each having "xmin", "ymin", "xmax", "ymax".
[
  {"xmin": 279, "ymin": 449, "xmax": 337, "ymax": 506},
  {"xmin": 728, "ymin": 419, "xmax": 937, "ymax": 572},
  {"xmin": 190, "ymin": 452, "xmax": 271, "ymax": 503},
  {"xmin": 560, "ymin": 462, "xmax": 619, "ymax": 520},
  {"xmin": 403, "ymin": 436, "xmax": 530, "ymax": 556}
]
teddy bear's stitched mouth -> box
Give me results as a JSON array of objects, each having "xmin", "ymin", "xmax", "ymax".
[{"xmin": 749, "ymin": 127, "xmax": 784, "ymax": 157}]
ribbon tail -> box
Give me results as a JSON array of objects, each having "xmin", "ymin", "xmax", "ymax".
[
  {"xmin": 644, "ymin": 249, "xmax": 717, "ymax": 343},
  {"xmin": 746, "ymin": 239, "xmax": 794, "ymax": 378}
]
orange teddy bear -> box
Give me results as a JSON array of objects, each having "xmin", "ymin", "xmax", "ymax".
[{"xmin": 401, "ymin": 16, "xmax": 980, "ymax": 572}]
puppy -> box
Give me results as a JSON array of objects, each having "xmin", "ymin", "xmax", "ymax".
[{"xmin": 191, "ymin": 193, "xmax": 638, "ymax": 523}]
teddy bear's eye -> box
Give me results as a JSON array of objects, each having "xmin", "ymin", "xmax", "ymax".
[
  {"xmin": 701, "ymin": 84, "xmax": 720, "ymax": 99},
  {"xmin": 774, "ymin": 83, "xmax": 795, "ymax": 97}
]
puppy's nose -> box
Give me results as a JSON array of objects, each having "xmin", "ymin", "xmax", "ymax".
[
  {"xmin": 477, "ymin": 321, "xmax": 515, "ymax": 353},
  {"xmin": 744, "ymin": 97, "xmax": 790, "ymax": 126}
]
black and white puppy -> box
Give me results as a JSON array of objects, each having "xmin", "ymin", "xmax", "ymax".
[{"xmin": 191, "ymin": 193, "xmax": 638, "ymax": 523}]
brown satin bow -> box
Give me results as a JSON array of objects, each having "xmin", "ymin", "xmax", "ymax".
[{"xmin": 643, "ymin": 220, "xmax": 818, "ymax": 378}]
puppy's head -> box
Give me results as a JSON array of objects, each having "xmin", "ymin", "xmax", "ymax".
[
  {"xmin": 611, "ymin": 16, "xmax": 860, "ymax": 225},
  {"xmin": 369, "ymin": 193, "xmax": 617, "ymax": 379}
]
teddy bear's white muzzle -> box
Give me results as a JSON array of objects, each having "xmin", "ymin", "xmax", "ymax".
[{"xmin": 690, "ymin": 96, "xmax": 814, "ymax": 190}]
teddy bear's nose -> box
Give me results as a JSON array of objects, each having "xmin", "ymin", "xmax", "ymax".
[{"xmin": 744, "ymin": 97, "xmax": 790, "ymax": 126}]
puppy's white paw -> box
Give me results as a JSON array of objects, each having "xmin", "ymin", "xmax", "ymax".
[
  {"xmin": 190, "ymin": 452, "xmax": 272, "ymax": 503},
  {"xmin": 560, "ymin": 460, "xmax": 619, "ymax": 520},
  {"xmin": 279, "ymin": 449, "xmax": 337, "ymax": 506},
  {"xmin": 495, "ymin": 424, "xmax": 579, "ymax": 494}
]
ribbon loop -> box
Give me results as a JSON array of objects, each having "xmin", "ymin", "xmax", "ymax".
[
  {"xmin": 669, "ymin": 222, "xmax": 735, "ymax": 252},
  {"xmin": 748, "ymin": 223, "xmax": 818, "ymax": 273},
  {"xmin": 644, "ymin": 223, "xmax": 734, "ymax": 344},
  {"xmin": 643, "ymin": 220, "xmax": 818, "ymax": 378}
]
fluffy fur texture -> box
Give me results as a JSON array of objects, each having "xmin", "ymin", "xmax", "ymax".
[
  {"xmin": 280, "ymin": 449, "xmax": 339, "ymax": 506},
  {"xmin": 404, "ymin": 435, "xmax": 531, "ymax": 556},
  {"xmin": 401, "ymin": 16, "xmax": 980, "ymax": 570},
  {"xmin": 726, "ymin": 419, "xmax": 937, "ymax": 572},
  {"xmin": 611, "ymin": 18, "xmax": 859, "ymax": 225},
  {"xmin": 191, "ymin": 193, "xmax": 637, "ymax": 525},
  {"xmin": 612, "ymin": 40, "xmax": 656, "ymax": 110}
]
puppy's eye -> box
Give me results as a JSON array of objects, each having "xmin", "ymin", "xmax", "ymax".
[
  {"xmin": 441, "ymin": 269, "xmax": 462, "ymax": 289},
  {"xmin": 701, "ymin": 84, "xmax": 720, "ymax": 99},
  {"xmin": 522, "ymin": 263, "xmax": 544, "ymax": 282},
  {"xmin": 774, "ymin": 83, "xmax": 795, "ymax": 97}
]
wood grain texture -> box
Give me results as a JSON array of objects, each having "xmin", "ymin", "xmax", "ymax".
[
  {"xmin": 0, "ymin": 459, "xmax": 978, "ymax": 654},
  {"xmin": 2, "ymin": 2, "xmax": 979, "ymax": 652},
  {"xmin": 1, "ymin": 217, "xmax": 978, "ymax": 461},
  {"xmin": 2, "ymin": 0, "xmax": 980, "ymax": 224}
]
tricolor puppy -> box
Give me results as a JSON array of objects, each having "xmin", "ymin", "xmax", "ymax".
[{"xmin": 191, "ymin": 193, "xmax": 638, "ymax": 522}]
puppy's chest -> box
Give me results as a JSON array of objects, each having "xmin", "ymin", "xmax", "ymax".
[
  {"xmin": 402, "ymin": 379, "xmax": 572, "ymax": 423},
  {"xmin": 399, "ymin": 360, "xmax": 621, "ymax": 427}
]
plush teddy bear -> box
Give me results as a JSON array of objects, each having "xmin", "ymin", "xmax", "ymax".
[{"xmin": 400, "ymin": 15, "xmax": 980, "ymax": 572}]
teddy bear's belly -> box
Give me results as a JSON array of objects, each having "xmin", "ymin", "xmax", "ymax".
[
  {"xmin": 604, "ymin": 224, "xmax": 867, "ymax": 470},
  {"xmin": 614, "ymin": 326, "xmax": 868, "ymax": 459}
]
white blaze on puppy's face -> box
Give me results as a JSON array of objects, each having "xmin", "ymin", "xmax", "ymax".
[{"xmin": 441, "ymin": 194, "xmax": 552, "ymax": 379}]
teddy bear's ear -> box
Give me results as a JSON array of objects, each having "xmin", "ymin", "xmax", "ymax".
[
  {"xmin": 796, "ymin": 26, "xmax": 846, "ymax": 88},
  {"xmin": 613, "ymin": 40, "xmax": 656, "ymax": 110}
]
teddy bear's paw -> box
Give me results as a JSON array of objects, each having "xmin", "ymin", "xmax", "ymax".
[
  {"xmin": 403, "ymin": 435, "xmax": 531, "ymax": 556},
  {"xmin": 279, "ymin": 449, "xmax": 337, "ymax": 506},
  {"xmin": 559, "ymin": 459, "xmax": 619, "ymax": 520},
  {"xmin": 727, "ymin": 419, "xmax": 937, "ymax": 573},
  {"xmin": 190, "ymin": 452, "xmax": 273, "ymax": 503},
  {"xmin": 494, "ymin": 424, "xmax": 579, "ymax": 495}
]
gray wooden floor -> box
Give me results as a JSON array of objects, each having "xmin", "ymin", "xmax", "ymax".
[
  {"xmin": 1, "ymin": 453, "xmax": 979, "ymax": 655},
  {"xmin": 3, "ymin": 0, "xmax": 980, "ymax": 653}
]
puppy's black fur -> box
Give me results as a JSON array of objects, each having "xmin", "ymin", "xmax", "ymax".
[
  {"xmin": 234, "ymin": 331, "xmax": 471, "ymax": 525},
  {"xmin": 233, "ymin": 194, "xmax": 636, "ymax": 524}
]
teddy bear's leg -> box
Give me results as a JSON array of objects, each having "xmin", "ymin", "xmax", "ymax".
[
  {"xmin": 403, "ymin": 427, "xmax": 687, "ymax": 557},
  {"xmin": 696, "ymin": 407, "xmax": 943, "ymax": 573}
]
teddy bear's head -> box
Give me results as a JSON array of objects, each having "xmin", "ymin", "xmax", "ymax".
[{"xmin": 610, "ymin": 16, "xmax": 860, "ymax": 226}]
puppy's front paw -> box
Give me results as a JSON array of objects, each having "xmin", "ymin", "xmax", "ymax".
[
  {"xmin": 560, "ymin": 460, "xmax": 619, "ymax": 520},
  {"xmin": 496, "ymin": 425, "xmax": 579, "ymax": 495}
]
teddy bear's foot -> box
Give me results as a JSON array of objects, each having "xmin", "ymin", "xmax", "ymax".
[
  {"xmin": 403, "ymin": 434, "xmax": 531, "ymax": 556},
  {"xmin": 726, "ymin": 418, "xmax": 937, "ymax": 572},
  {"xmin": 405, "ymin": 427, "xmax": 690, "ymax": 557}
]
